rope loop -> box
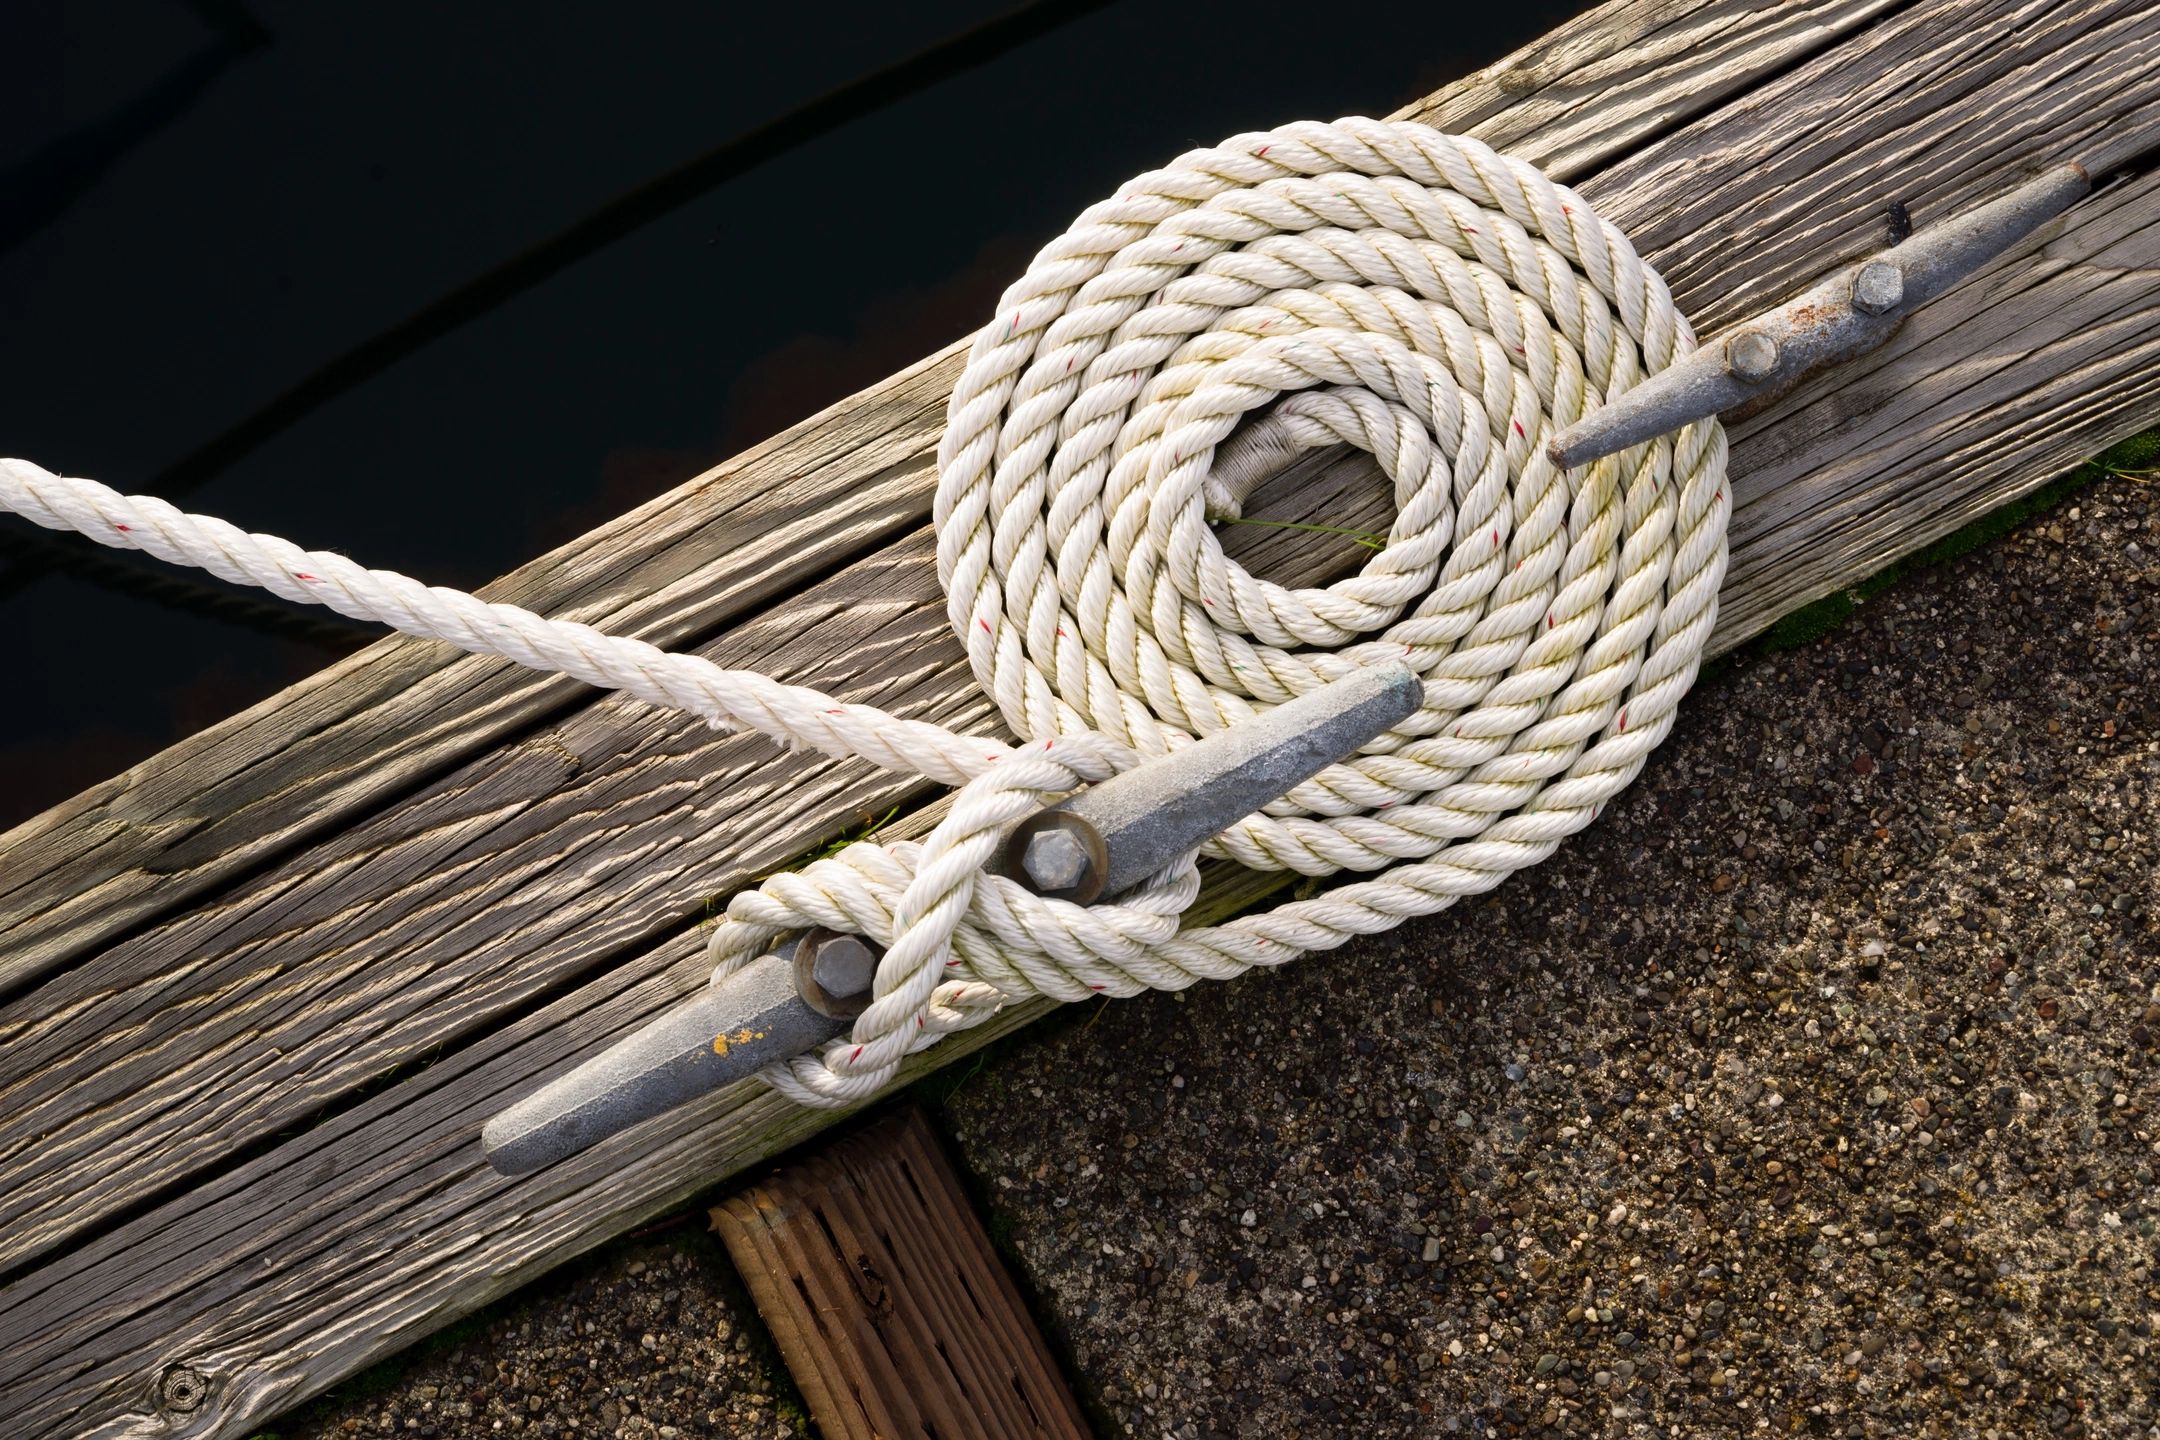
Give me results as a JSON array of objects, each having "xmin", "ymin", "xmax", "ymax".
[
  {"xmin": 0, "ymin": 118, "xmax": 1728, "ymax": 1109},
  {"xmin": 721, "ymin": 118, "xmax": 1728, "ymax": 1101}
]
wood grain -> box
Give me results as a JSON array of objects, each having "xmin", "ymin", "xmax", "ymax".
[
  {"xmin": 7, "ymin": 3, "xmax": 2160, "ymax": 1439},
  {"xmin": 0, "ymin": 459, "xmax": 1414, "ymax": 1280},
  {"xmin": 0, "ymin": 0, "xmax": 1904, "ymax": 992},
  {"xmin": 0, "ymin": 0, "xmax": 1914, "ymax": 1282},
  {"xmin": 711, "ymin": 1109, "xmax": 1090, "ymax": 1440},
  {"xmin": 8, "ymin": 0, "xmax": 2138, "ymax": 1286}
]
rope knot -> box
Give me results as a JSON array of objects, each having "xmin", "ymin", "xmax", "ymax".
[{"xmin": 0, "ymin": 119, "xmax": 1728, "ymax": 1118}]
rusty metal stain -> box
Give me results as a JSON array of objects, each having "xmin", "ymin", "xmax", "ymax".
[{"xmin": 713, "ymin": 1026, "xmax": 768, "ymax": 1056}]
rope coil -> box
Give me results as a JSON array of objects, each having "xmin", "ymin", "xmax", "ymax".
[{"xmin": 0, "ymin": 118, "xmax": 1727, "ymax": 1109}]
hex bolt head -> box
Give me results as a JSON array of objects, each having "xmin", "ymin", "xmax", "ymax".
[
  {"xmin": 1851, "ymin": 259, "xmax": 1904, "ymax": 316},
  {"xmin": 1725, "ymin": 329, "xmax": 1781, "ymax": 383},
  {"xmin": 810, "ymin": 933, "xmax": 878, "ymax": 1001},
  {"xmin": 1022, "ymin": 825, "xmax": 1093, "ymax": 893}
]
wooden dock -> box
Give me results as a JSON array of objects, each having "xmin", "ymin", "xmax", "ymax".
[
  {"xmin": 712, "ymin": 1109, "xmax": 1091, "ymax": 1440},
  {"xmin": 3, "ymin": 1, "xmax": 2158, "ymax": 1435}
]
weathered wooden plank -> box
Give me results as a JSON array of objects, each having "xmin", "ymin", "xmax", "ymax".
[
  {"xmin": 1598, "ymin": 0, "xmax": 2160, "ymax": 337},
  {"xmin": 711, "ymin": 1109, "xmax": 1090, "ymax": 1440},
  {"xmin": 0, "ymin": 0, "xmax": 1904, "ymax": 991},
  {"xmin": 4, "ymin": 112, "xmax": 2153, "ymax": 1430},
  {"xmin": 1407, "ymin": 0, "xmax": 1912, "ymax": 180},
  {"xmin": 0, "ymin": 363, "xmax": 953, "ymax": 992},
  {"xmin": 5, "ymin": 0, "xmax": 2136, "ymax": 1283},
  {"xmin": 0, "ymin": 0, "xmax": 1917, "ymax": 1280},
  {"xmin": 0, "ymin": 463, "xmax": 1404, "ymax": 1280},
  {"xmin": 8, "ymin": 4, "xmax": 2160, "ymax": 1439},
  {"xmin": 1295, "ymin": 0, "xmax": 2160, "ymax": 635},
  {"xmin": 1577, "ymin": 0, "xmax": 2160, "ymax": 631},
  {"xmin": 1717, "ymin": 168, "xmax": 2160, "ymax": 641}
]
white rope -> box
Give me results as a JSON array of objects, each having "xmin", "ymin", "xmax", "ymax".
[{"xmin": 1, "ymin": 118, "xmax": 1727, "ymax": 1108}]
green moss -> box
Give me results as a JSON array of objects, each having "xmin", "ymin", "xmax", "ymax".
[
  {"xmin": 2096, "ymin": 429, "xmax": 2160, "ymax": 474},
  {"xmin": 1743, "ymin": 429, "xmax": 2152, "ymax": 655},
  {"xmin": 707, "ymin": 801, "xmax": 908, "ymax": 919},
  {"xmin": 1862, "ymin": 468, "xmax": 2089, "ymax": 586},
  {"xmin": 806, "ymin": 803, "xmax": 900, "ymax": 863},
  {"xmin": 984, "ymin": 1205, "xmax": 1019, "ymax": 1257},
  {"xmin": 1760, "ymin": 589, "xmax": 1858, "ymax": 652},
  {"xmin": 259, "ymin": 430, "xmax": 2156, "ymax": 1440}
]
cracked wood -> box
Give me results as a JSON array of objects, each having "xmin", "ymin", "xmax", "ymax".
[{"xmin": 5, "ymin": 3, "xmax": 2160, "ymax": 1439}]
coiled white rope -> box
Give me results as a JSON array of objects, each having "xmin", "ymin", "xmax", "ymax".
[{"xmin": 1, "ymin": 118, "xmax": 1726, "ymax": 1108}]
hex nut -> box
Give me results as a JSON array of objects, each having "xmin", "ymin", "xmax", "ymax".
[
  {"xmin": 810, "ymin": 933, "xmax": 878, "ymax": 1000},
  {"xmin": 1022, "ymin": 826, "xmax": 1093, "ymax": 892},
  {"xmin": 1852, "ymin": 259, "xmax": 1904, "ymax": 316},
  {"xmin": 1726, "ymin": 329, "xmax": 1781, "ymax": 383}
]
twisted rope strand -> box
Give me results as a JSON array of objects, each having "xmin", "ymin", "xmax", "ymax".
[{"xmin": 0, "ymin": 119, "xmax": 1727, "ymax": 1109}]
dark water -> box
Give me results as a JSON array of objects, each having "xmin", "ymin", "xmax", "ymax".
[{"xmin": 1, "ymin": 0, "xmax": 1583, "ymax": 830}]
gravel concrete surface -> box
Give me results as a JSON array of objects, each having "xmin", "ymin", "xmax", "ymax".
[
  {"xmin": 275, "ymin": 469, "xmax": 2156, "ymax": 1439},
  {"xmin": 946, "ymin": 470, "xmax": 2159, "ymax": 1439},
  {"xmin": 274, "ymin": 1221, "xmax": 809, "ymax": 1440}
]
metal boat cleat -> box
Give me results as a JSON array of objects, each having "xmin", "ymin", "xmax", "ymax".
[
  {"xmin": 483, "ymin": 663, "xmax": 1425, "ymax": 1174},
  {"xmin": 994, "ymin": 662, "xmax": 1425, "ymax": 904},
  {"xmin": 1546, "ymin": 163, "xmax": 2090, "ymax": 471},
  {"xmin": 479, "ymin": 164, "xmax": 2095, "ymax": 1177}
]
